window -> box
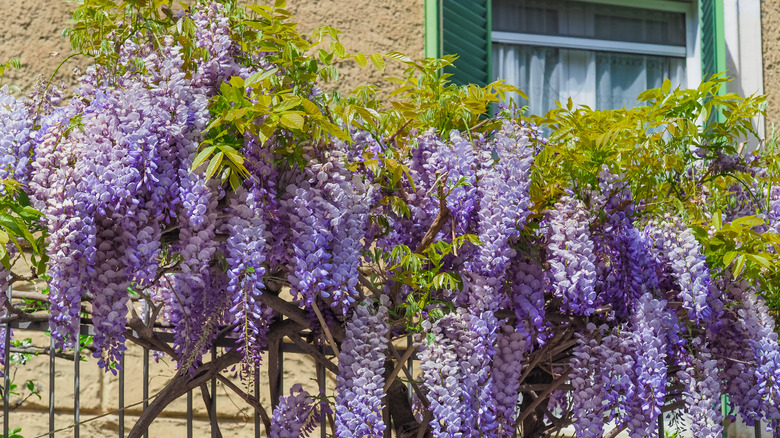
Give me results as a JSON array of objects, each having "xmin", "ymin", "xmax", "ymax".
[
  {"xmin": 425, "ymin": 0, "xmax": 726, "ymax": 115},
  {"xmin": 492, "ymin": 0, "xmax": 697, "ymax": 114}
]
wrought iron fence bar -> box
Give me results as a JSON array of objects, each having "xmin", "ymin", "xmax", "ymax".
[
  {"xmin": 254, "ymin": 367, "xmax": 260, "ymax": 438},
  {"xmin": 143, "ymin": 344, "xmax": 149, "ymax": 438},
  {"xmin": 74, "ymin": 326, "xmax": 80, "ymax": 438},
  {"xmin": 187, "ymin": 389, "xmax": 193, "ymax": 438},
  {"xmin": 3, "ymin": 285, "xmax": 11, "ymax": 438},
  {"xmin": 755, "ymin": 421, "xmax": 761, "ymax": 438},
  {"xmin": 143, "ymin": 304, "xmax": 150, "ymax": 438},
  {"xmin": 658, "ymin": 414, "xmax": 664, "ymax": 437},
  {"xmin": 211, "ymin": 344, "xmax": 217, "ymax": 438},
  {"xmin": 119, "ymin": 353, "xmax": 125, "ymax": 437},
  {"xmin": 317, "ymin": 345, "xmax": 325, "ymax": 438},
  {"xmin": 49, "ymin": 335, "xmax": 54, "ymax": 435},
  {"xmin": 406, "ymin": 336, "xmax": 413, "ymax": 402}
]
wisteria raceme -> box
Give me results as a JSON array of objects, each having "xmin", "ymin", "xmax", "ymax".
[
  {"xmin": 0, "ymin": 86, "xmax": 34, "ymax": 189},
  {"xmin": 28, "ymin": 100, "xmax": 97, "ymax": 349},
  {"xmin": 312, "ymin": 150, "xmax": 375, "ymax": 313},
  {"xmin": 282, "ymin": 181, "xmax": 334, "ymax": 308},
  {"xmin": 383, "ymin": 130, "xmax": 447, "ymax": 252},
  {"xmin": 645, "ymin": 219, "xmax": 721, "ymax": 326},
  {"xmin": 440, "ymin": 130, "xmax": 478, "ymax": 236},
  {"xmin": 190, "ymin": 1, "xmax": 250, "ymax": 90},
  {"xmin": 474, "ymin": 121, "xmax": 533, "ymax": 283},
  {"xmin": 335, "ymin": 297, "xmax": 389, "ymax": 437},
  {"xmin": 491, "ymin": 323, "xmax": 531, "ymax": 435},
  {"xmin": 169, "ymin": 170, "xmax": 222, "ymax": 365},
  {"xmin": 270, "ymin": 384, "xmax": 318, "ymax": 438},
  {"xmin": 546, "ymin": 195, "xmax": 598, "ymax": 315},
  {"xmin": 418, "ymin": 307, "xmax": 499, "ymax": 437},
  {"xmin": 733, "ymin": 283, "xmax": 780, "ymax": 428},
  {"xmin": 569, "ymin": 327, "xmax": 609, "ymax": 438},
  {"xmin": 623, "ymin": 294, "xmax": 670, "ymax": 438},
  {"xmin": 593, "ymin": 169, "xmax": 660, "ymax": 318},
  {"xmin": 508, "ymin": 255, "xmax": 547, "ymax": 342},
  {"xmin": 225, "ymin": 187, "xmax": 271, "ymax": 370},
  {"xmin": 678, "ymin": 339, "xmax": 723, "ymax": 437}
]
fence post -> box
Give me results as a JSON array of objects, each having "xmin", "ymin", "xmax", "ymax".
[
  {"xmin": 49, "ymin": 335, "xmax": 55, "ymax": 435},
  {"xmin": 74, "ymin": 324, "xmax": 80, "ymax": 438},
  {"xmin": 119, "ymin": 352, "xmax": 125, "ymax": 437},
  {"xmin": 211, "ymin": 344, "xmax": 217, "ymax": 438},
  {"xmin": 3, "ymin": 284, "xmax": 11, "ymax": 438},
  {"xmin": 254, "ymin": 367, "xmax": 261, "ymax": 438},
  {"xmin": 143, "ymin": 305, "xmax": 150, "ymax": 438},
  {"xmin": 187, "ymin": 389, "xmax": 193, "ymax": 438}
]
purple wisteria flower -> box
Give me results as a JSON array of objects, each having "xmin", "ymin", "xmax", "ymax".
[
  {"xmin": 335, "ymin": 297, "xmax": 390, "ymax": 437},
  {"xmin": 270, "ymin": 384, "xmax": 318, "ymax": 438},
  {"xmin": 645, "ymin": 219, "xmax": 722, "ymax": 327},
  {"xmin": 418, "ymin": 307, "xmax": 499, "ymax": 437},
  {"xmin": 474, "ymin": 120, "xmax": 534, "ymax": 284},
  {"xmin": 546, "ymin": 195, "xmax": 598, "ymax": 315}
]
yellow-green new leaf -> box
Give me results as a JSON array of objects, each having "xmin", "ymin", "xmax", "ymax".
[
  {"xmin": 206, "ymin": 152, "xmax": 224, "ymax": 180},
  {"xmin": 354, "ymin": 53, "xmax": 367, "ymax": 69},
  {"xmin": 280, "ymin": 113, "xmax": 305, "ymax": 130},
  {"xmin": 192, "ymin": 146, "xmax": 216, "ymax": 171},
  {"xmin": 369, "ymin": 53, "xmax": 385, "ymax": 71}
]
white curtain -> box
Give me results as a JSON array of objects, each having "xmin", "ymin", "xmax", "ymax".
[{"xmin": 493, "ymin": 43, "xmax": 686, "ymax": 116}]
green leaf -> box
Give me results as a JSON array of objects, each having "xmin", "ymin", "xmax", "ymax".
[
  {"xmin": 280, "ymin": 113, "xmax": 305, "ymax": 130},
  {"xmin": 733, "ymin": 254, "xmax": 747, "ymax": 278},
  {"xmin": 732, "ymin": 215, "xmax": 764, "ymax": 228},
  {"xmin": 205, "ymin": 152, "xmax": 224, "ymax": 180},
  {"xmin": 354, "ymin": 53, "xmax": 367, "ymax": 68},
  {"xmin": 369, "ymin": 53, "xmax": 385, "ymax": 71},
  {"xmin": 191, "ymin": 146, "xmax": 216, "ymax": 171},
  {"xmin": 723, "ymin": 251, "xmax": 738, "ymax": 266},
  {"xmin": 301, "ymin": 98, "xmax": 320, "ymax": 115},
  {"xmin": 746, "ymin": 254, "xmax": 772, "ymax": 269}
]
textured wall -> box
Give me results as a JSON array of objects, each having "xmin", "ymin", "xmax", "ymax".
[
  {"xmin": 763, "ymin": 0, "xmax": 780, "ymax": 133},
  {"xmin": 0, "ymin": 0, "xmax": 424, "ymax": 96}
]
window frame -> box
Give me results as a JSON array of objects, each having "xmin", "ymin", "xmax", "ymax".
[{"xmin": 490, "ymin": 0, "xmax": 702, "ymax": 98}]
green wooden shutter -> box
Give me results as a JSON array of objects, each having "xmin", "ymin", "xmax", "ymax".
[
  {"xmin": 699, "ymin": 0, "xmax": 726, "ymax": 80},
  {"xmin": 425, "ymin": 0, "xmax": 491, "ymax": 87}
]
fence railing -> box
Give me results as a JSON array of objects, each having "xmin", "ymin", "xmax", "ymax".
[{"xmin": 1, "ymin": 284, "xmax": 771, "ymax": 437}]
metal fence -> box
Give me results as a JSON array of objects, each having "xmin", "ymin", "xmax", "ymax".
[{"xmin": 0, "ymin": 289, "xmax": 772, "ymax": 437}]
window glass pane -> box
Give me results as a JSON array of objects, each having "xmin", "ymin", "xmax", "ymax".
[
  {"xmin": 492, "ymin": 0, "xmax": 687, "ymax": 47},
  {"xmin": 493, "ymin": 43, "xmax": 686, "ymax": 115}
]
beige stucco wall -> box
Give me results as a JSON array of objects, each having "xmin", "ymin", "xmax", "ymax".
[
  {"xmin": 763, "ymin": 0, "xmax": 780, "ymax": 132},
  {"xmin": 0, "ymin": 0, "xmax": 422, "ymax": 435},
  {"xmin": 0, "ymin": 0, "xmax": 423, "ymax": 97}
]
